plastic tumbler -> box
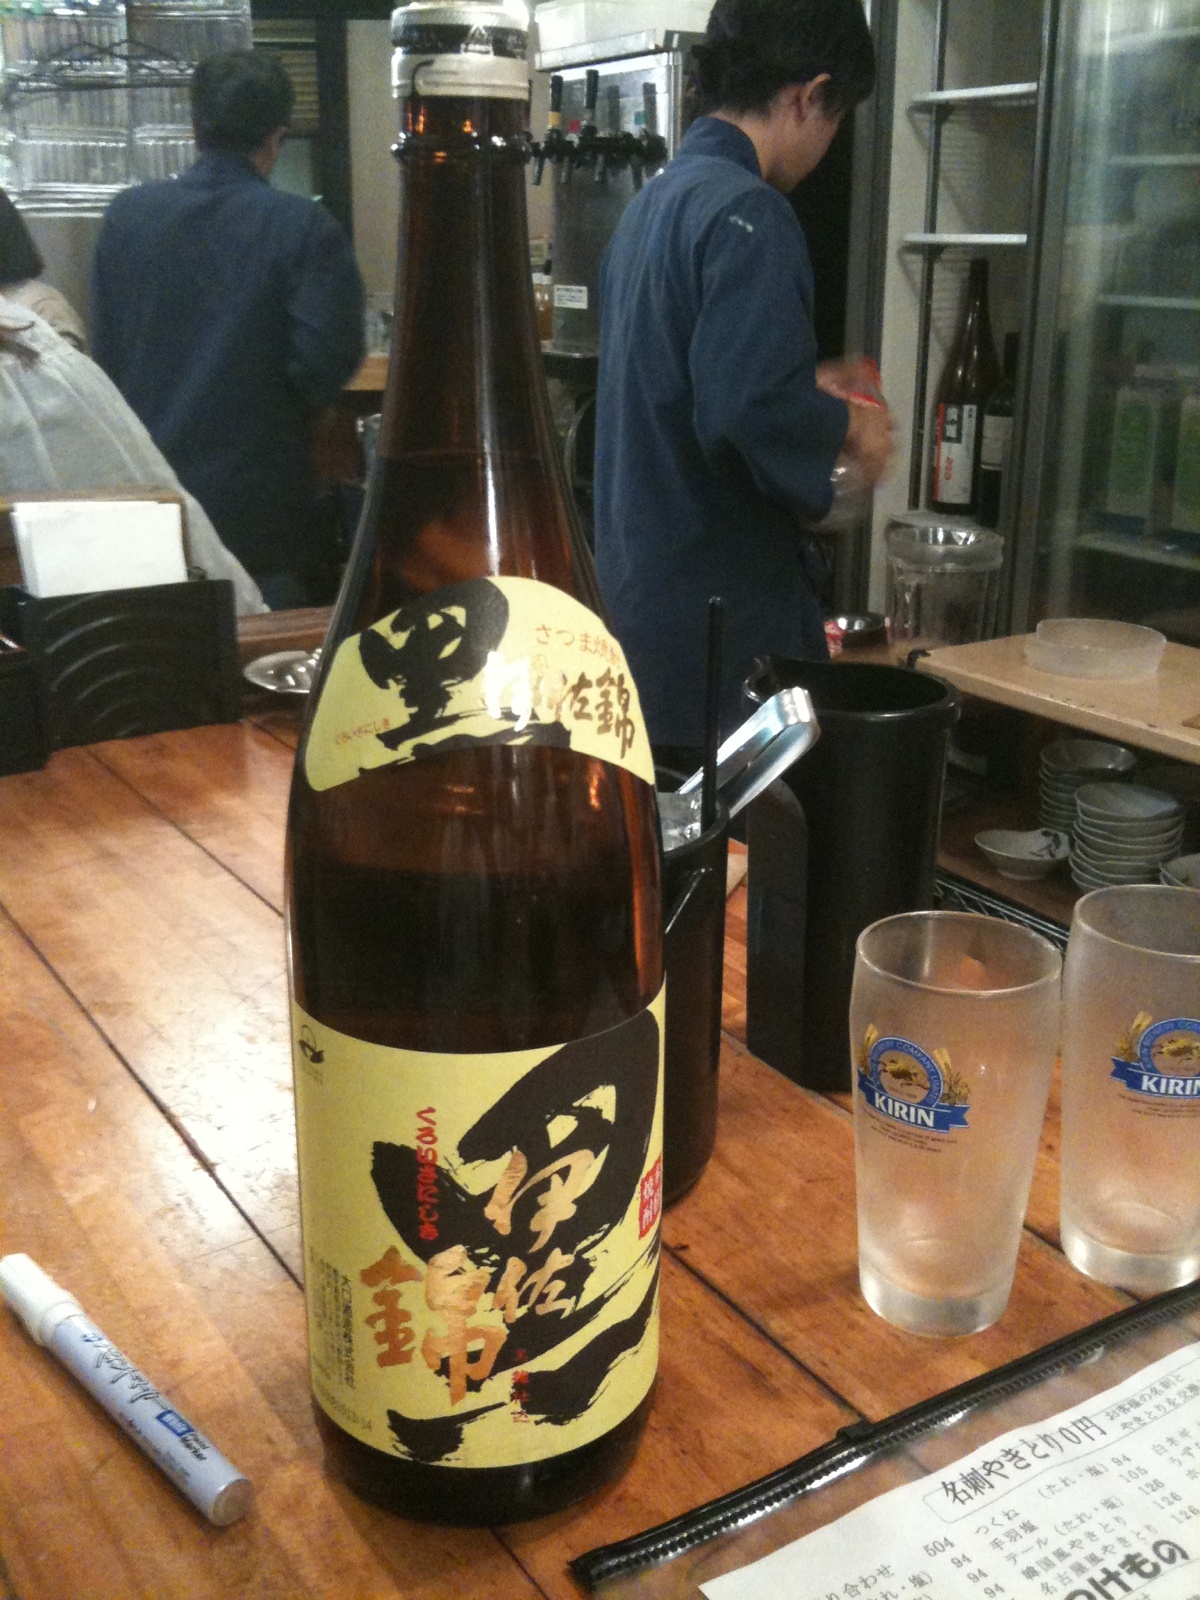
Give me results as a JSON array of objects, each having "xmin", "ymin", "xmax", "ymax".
[
  {"xmin": 851, "ymin": 912, "xmax": 1062, "ymax": 1336},
  {"xmin": 1060, "ymin": 886, "xmax": 1200, "ymax": 1293},
  {"xmin": 885, "ymin": 514, "xmax": 1003, "ymax": 659}
]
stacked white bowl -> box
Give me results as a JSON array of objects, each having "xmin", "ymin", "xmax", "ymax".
[
  {"xmin": 1039, "ymin": 739, "xmax": 1136, "ymax": 835},
  {"xmin": 1161, "ymin": 853, "xmax": 1200, "ymax": 889},
  {"xmin": 1070, "ymin": 783, "xmax": 1186, "ymax": 889}
]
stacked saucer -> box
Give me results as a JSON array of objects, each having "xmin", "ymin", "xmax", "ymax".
[
  {"xmin": 1161, "ymin": 853, "xmax": 1200, "ymax": 890},
  {"xmin": 1070, "ymin": 783, "xmax": 1186, "ymax": 889},
  {"xmin": 1141, "ymin": 763, "xmax": 1200, "ymax": 853},
  {"xmin": 1039, "ymin": 739, "xmax": 1136, "ymax": 834}
]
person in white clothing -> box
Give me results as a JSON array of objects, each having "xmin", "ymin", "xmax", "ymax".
[{"xmin": 0, "ymin": 295, "xmax": 264, "ymax": 614}]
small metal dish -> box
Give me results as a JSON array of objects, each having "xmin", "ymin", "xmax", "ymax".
[
  {"xmin": 243, "ymin": 648, "xmax": 321, "ymax": 696},
  {"xmin": 826, "ymin": 612, "xmax": 888, "ymax": 653}
]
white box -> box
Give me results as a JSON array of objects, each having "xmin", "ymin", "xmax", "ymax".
[{"xmin": 11, "ymin": 499, "xmax": 188, "ymax": 599}]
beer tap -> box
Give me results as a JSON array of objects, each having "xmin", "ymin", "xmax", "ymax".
[
  {"xmin": 573, "ymin": 67, "xmax": 598, "ymax": 182},
  {"xmin": 639, "ymin": 81, "xmax": 668, "ymax": 172},
  {"xmin": 627, "ymin": 88, "xmax": 650, "ymax": 190},
  {"xmin": 534, "ymin": 65, "xmax": 658, "ymax": 187},
  {"xmin": 561, "ymin": 72, "xmax": 585, "ymax": 186},
  {"xmin": 596, "ymin": 82, "xmax": 622, "ymax": 183},
  {"xmin": 533, "ymin": 73, "xmax": 564, "ymax": 186}
]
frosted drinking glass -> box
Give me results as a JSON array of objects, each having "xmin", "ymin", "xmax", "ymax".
[
  {"xmin": 1060, "ymin": 886, "xmax": 1200, "ymax": 1292},
  {"xmin": 851, "ymin": 912, "xmax": 1061, "ymax": 1336}
]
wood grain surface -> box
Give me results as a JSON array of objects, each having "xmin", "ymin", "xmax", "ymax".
[
  {"xmin": 0, "ymin": 716, "xmax": 1136, "ymax": 1598},
  {"xmin": 919, "ymin": 637, "xmax": 1200, "ymax": 765}
]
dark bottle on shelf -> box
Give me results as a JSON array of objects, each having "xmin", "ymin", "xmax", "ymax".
[
  {"xmin": 978, "ymin": 332, "xmax": 1019, "ymax": 529},
  {"xmin": 284, "ymin": 0, "xmax": 664, "ymax": 1526},
  {"xmin": 931, "ymin": 257, "xmax": 1002, "ymax": 516}
]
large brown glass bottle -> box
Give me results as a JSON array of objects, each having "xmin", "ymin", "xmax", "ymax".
[
  {"xmin": 284, "ymin": 3, "xmax": 663, "ymax": 1525},
  {"xmin": 931, "ymin": 257, "xmax": 1002, "ymax": 514}
]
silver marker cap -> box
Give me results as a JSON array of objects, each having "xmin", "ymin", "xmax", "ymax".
[{"xmin": 0, "ymin": 1252, "xmax": 83, "ymax": 1344}]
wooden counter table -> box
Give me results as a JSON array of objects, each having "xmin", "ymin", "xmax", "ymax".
[{"xmin": 0, "ymin": 712, "xmax": 1128, "ymax": 1600}]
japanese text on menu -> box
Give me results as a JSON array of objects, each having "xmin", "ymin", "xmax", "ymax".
[{"xmin": 704, "ymin": 1342, "xmax": 1200, "ymax": 1600}]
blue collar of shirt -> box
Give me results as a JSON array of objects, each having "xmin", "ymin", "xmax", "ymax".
[
  {"xmin": 677, "ymin": 116, "xmax": 762, "ymax": 178},
  {"xmin": 188, "ymin": 149, "xmax": 268, "ymax": 186}
]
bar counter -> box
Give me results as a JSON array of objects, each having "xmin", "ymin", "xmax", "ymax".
[{"xmin": 0, "ymin": 711, "xmax": 1130, "ymax": 1599}]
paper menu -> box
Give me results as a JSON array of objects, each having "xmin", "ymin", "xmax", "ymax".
[
  {"xmin": 11, "ymin": 499, "xmax": 187, "ymax": 598},
  {"xmin": 703, "ymin": 1342, "xmax": 1200, "ymax": 1600}
]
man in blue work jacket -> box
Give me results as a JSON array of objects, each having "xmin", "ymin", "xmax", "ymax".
[
  {"xmin": 595, "ymin": 0, "xmax": 892, "ymax": 758},
  {"xmin": 92, "ymin": 51, "xmax": 365, "ymax": 608}
]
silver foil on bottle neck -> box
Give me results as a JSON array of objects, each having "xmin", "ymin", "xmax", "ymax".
[{"xmin": 391, "ymin": 0, "xmax": 530, "ymax": 100}]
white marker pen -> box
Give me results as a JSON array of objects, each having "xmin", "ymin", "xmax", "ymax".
[{"xmin": 0, "ymin": 1254, "xmax": 252, "ymax": 1526}]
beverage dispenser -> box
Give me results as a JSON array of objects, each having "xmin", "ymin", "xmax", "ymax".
[{"xmin": 531, "ymin": 29, "xmax": 699, "ymax": 357}]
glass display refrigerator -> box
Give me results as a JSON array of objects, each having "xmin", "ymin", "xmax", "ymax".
[
  {"xmin": 858, "ymin": 0, "xmax": 1200, "ymax": 645},
  {"xmin": 1013, "ymin": 0, "xmax": 1200, "ymax": 643}
]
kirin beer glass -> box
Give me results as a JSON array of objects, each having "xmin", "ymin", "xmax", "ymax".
[
  {"xmin": 1060, "ymin": 886, "xmax": 1200, "ymax": 1293},
  {"xmin": 851, "ymin": 912, "xmax": 1061, "ymax": 1335}
]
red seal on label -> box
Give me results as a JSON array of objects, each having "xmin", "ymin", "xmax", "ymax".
[{"xmin": 638, "ymin": 1157, "xmax": 663, "ymax": 1238}]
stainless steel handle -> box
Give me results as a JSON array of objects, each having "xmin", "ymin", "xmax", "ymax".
[{"xmin": 676, "ymin": 688, "xmax": 820, "ymax": 821}]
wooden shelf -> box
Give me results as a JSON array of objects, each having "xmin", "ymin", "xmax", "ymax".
[
  {"xmin": 918, "ymin": 635, "xmax": 1200, "ymax": 765},
  {"xmin": 938, "ymin": 793, "xmax": 1080, "ymax": 928}
]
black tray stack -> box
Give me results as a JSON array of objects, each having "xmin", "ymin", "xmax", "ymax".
[{"xmin": 0, "ymin": 579, "xmax": 240, "ymax": 777}]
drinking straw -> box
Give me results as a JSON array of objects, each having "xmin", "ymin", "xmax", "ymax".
[{"xmin": 702, "ymin": 596, "xmax": 724, "ymax": 832}]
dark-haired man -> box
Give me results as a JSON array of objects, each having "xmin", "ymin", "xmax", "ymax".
[
  {"xmin": 92, "ymin": 51, "xmax": 364, "ymax": 606},
  {"xmin": 594, "ymin": 0, "xmax": 892, "ymax": 754}
]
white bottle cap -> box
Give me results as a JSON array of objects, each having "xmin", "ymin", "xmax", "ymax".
[{"xmin": 0, "ymin": 1254, "xmax": 84, "ymax": 1346}]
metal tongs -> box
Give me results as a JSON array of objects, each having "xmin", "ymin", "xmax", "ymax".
[{"xmin": 675, "ymin": 687, "xmax": 820, "ymax": 821}]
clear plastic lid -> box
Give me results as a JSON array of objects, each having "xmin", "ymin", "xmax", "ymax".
[
  {"xmin": 1024, "ymin": 618, "xmax": 1166, "ymax": 680},
  {"xmin": 885, "ymin": 513, "xmax": 1004, "ymax": 571}
]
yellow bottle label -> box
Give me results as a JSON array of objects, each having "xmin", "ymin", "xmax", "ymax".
[
  {"xmin": 304, "ymin": 575, "xmax": 655, "ymax": 792},
  {"xmin": 292, "ymin": 986, "xmax": 664, "ymax": 1468}
]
